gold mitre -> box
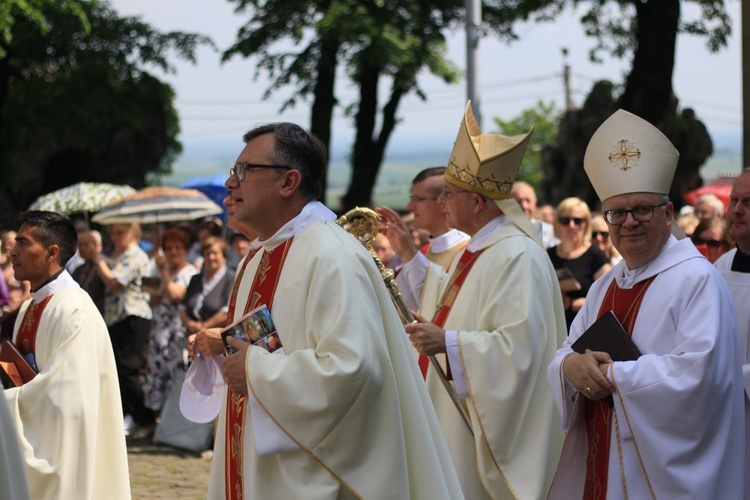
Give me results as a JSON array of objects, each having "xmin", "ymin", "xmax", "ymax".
[
  {"xmin": 445, "ymin": 102, "xmax": 533, "ymax": 200},
  {"xmin": 584, "ymin": 109, "xmax": 679, "ymax": 202}
]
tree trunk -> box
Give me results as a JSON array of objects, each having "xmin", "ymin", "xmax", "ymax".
[
  {"xmin": 341, "ymin": 60, "xmax": 407, "ymax": 211},
  {"xmin": 342, "ymin": 56, "xmax": 379, "ymax": 211},
  {"xmin": 619, "ymin": 0, "xmax": 680, "ymax": 126},
  {"xmin": 309, "ymin": 34, "xmax": 339, "ymax": 203}
]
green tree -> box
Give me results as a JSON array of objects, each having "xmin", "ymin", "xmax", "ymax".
[
  {"xmin": 223, "ymin": 0, "xmax": 461, "ymax": 210},
  {"xmin": 0, "ymin": 1, "xmax": 212, "ymax": 218},
  {"xmin": 492, "ymin": 0, "xmax": 730, "ymax": 126},
  {"xmin": 0, "ymin": 0, "xmax": 89, "ymax": 58},
  {"xmin": 493, "ymin": 100, "xmax": 559, "ymax": 189}
]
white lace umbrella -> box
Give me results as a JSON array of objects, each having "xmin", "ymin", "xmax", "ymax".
[
  {"xmin": 91, "ymin": 186, "xmax": 223, "ymax": 225},
  {"xmin": 29, "ymin": 182, "xmax": 136, "ymax": 214}
]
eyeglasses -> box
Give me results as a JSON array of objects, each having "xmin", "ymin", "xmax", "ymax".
[
  {"xmin": 558, "ymin": 216, "xmax": 585, "ymax": 226},
  {"xmin": 592, "ymin": 230, "xmax": 610, "ymax": 239},
  {"xmin": 693, "ymin": 238, "xmax": 724, "ymax": 248},
  {"xmin": 441, "ymin": 188, "xmax": 471, "ymax": 197},
  {"xmin": 408, "ymin": 194, "xmax": 439, "ymax": 203},
  {"xmin": 603, "ymin": 202, "xmax": 668, "ymax": 225},
  {"xmin": 230, "ymin": 162, "xmax": 291, "ymax": 181}
]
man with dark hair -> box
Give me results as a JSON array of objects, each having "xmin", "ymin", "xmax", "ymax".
[
  {"xmin": 4, "ymin": 211, "xmax": 130, "ymax": 499},
  {"xmin": 377, "ymin": 166, "xmax": 468, "ymax": 273},
  {"xmin": 201, "ymin": 122, "xmax": 461, "ymax": 498}
]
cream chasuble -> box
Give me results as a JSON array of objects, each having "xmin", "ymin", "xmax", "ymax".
[
  {"xmin": 548, "ymin": 237, "xmax": 744, "ymax": 499},
  {"xmin": 0, "ymin": 388, "xmax": 29, "ymax": 500},
  {"xmin": 208, "ymin": 203, "xmax": 462, "ymax": 499},
  {"xmin": 4, "ymin": 271, "xmax": 130, "ymax": 500},
  {"xmin": 418, "ymin": 221, "xmax": 566, "ymax": 499}
]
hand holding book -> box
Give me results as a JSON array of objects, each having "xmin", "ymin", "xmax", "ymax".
[
  {"xmin": 0, "ymin": 339, "xmax": 38, "ymax": 388},
  {"xmin": 221, "ymin": 305, "xmax": 285, "ymax": 356}
]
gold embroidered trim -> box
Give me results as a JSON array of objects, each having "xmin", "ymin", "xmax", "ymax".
[{"xmin": 608, "ymin": 139, "xmax": 641, "ymax": 171}]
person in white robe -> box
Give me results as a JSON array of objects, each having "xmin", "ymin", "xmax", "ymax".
[
  {"xmin": 4, "ymin": 211, "xmax": 130, "ymax": 500},
  {"xmin": 198, "ymin": 122, "xmax": 463, "ymax": 498},
  {"xmin": 377, "ymin": 166, "xmax": 469, "ymax": 272},
  {"xmin": 0, "ymin": 388, "xmax": 29, "ymax": 500},
  {"xmin": 381, "ymin": 102, "xmax": 567, "ymax": 499},
  {"xmin": 547, "ymin": 110, "xmax": 744, "ymax": 499},
  {"xmin": 715, "ymin": 166, "xmax": 750, "ymax": 498}
]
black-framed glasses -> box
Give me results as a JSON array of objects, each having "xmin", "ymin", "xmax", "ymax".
[
  {"xmin": 558, "ymin": 216, "xmax": 585, "ymax": 227},
  {"xmin": 603, "ymin": 202, "xmax": 668, "ymax": 225},
  {"xmin": 230, "ymin": 162, "xmax": 291, "ymax": 181},
  {"xmin": 592, "ymin": 230, "xmax": 610, "ymax": 239},
  {"xmin": 408, "ymin": 194, "xmax": 439, "ymax": 203}
]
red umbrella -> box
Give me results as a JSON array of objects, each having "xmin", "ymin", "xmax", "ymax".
[{"xmin": 683, "ymin": 181, "xmax": 733, "ymax": 212}]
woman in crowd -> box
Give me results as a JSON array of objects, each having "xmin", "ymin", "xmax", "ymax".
[
  {"xmin": 547, "ymin": 197, "xmax": 611, "ymax": 330},
  {"xmin": 691, "ymin": 216, "xmax": 732, "ymax": 264},
  {"xmin": 590, "ymin": 214, "xmax": 622, "ymax": 266},
  {"xmin": 93, "ymin": 222, "xmax": 155, "ymax": 438},
  {"xmin": 180, "ymin": 236, "xmax": 234, "ymax": 338},
  {"xmin": 0, "ymin": 230, "xmax": 30, "ymax": 336},
  {"xmin": 144, "ymin": 228, "xmax": 198, "ymax": 416}
]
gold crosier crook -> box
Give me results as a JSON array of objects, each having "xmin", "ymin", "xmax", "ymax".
[{"xmin": 336, "ymin": 207, "xmax": 474, "ymax": 436}]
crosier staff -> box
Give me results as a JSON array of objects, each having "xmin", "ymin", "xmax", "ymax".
[{"xmin": 337, "ymin": 207, "xmax": 474, "ymax": 436}]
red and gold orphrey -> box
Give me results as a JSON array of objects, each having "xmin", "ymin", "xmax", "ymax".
[
  {"xmin": 583, "ymin": 277, "xmax": 654, "ymax": 500},
  {"xmin": 16, "ymin": 296, "xmax": 53, "ymax": 357},
  {"xmin": 225, "ymin": 239, "xmax": 293, "ymax": 499},
  {"xmin": 418, "ymin": 249, "xmax": 484, "ymax": 378}
]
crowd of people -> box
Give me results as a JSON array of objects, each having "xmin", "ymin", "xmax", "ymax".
[{"xmin": 1, "ymin": 105, "xmax": 749, "ymax": 499}]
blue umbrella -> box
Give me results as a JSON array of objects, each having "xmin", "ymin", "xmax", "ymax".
[{"xmin": 181, "ymin": 173, "xmax": 228, "ymax": 222}]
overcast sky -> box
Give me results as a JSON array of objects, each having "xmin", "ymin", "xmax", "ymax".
[{"xmin": 108, "ymin": 0, "xmax": 742, "ymax": 166}]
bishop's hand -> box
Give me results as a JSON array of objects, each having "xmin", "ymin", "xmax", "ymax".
[
  {"xmin": 405, "ymin": 311, "xmax": 446, "ymax": 356},
  {"xmin": 563, "ymin": 349, "xmax": 615, "ymax": 400}
]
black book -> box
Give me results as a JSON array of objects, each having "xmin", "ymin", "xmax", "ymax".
[
  {"xmin": 572, "ymin": 310, "xmax": 641, "ymax": 361},
  {"xmin": 572, "ymin": 311, "xmax": 640, "ymax": 408}
]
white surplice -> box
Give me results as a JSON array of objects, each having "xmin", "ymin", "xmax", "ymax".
[
  {"xmin": 207, "ymin": 202, "xmax": 463, "ymax": 499},
  {"xmin": 715, "ymin": 247, "xmax": 750, "ymax": 498},
  {"xmin": 548, "ymin": 237, "xmax": 745, "ymax": 499},
  {"xmin": 0, "ymin": 388, "xmax": 29, "ymax": 500},
  {"xmin": 401, "ymin": 216, "xmax": 567, "ymax": 499},
  {"xmin": 4, "ymin": 271, "xmax": 130, "ymax": 500}
]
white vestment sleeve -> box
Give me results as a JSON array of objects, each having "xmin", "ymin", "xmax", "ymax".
[
  {"xmin": 248, "ymin": 392, "xmax": 298, "ymax": 456},
  {"xmin": 445, "ymin": 330, "xmax": 468, "ymax": 398},
  {"xmin": 394, "ymin": 251, "xmax": 428, "ymax": 313}
]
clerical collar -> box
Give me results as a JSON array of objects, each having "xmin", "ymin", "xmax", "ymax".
[
  {"xmin": 428, "ymin": 229, "xmax": 469, "ymax": 253},
  {"xmin": 615, "ymin": 237, "xmax": 674, "ymax": 289},
  {"xmin": 467, "ymin": 215, "xmax": 509, "ymax": 253},
  {"xmin": 260, "ymin": 201, "xmax": 337, "ymax": 252},
  {"xmin": 31, "ymin": 270, "xmax": 80, "ymax": 303},
  {"xmin": 730, "ymin": 246, "xmax": 750, "ymax": 273}
]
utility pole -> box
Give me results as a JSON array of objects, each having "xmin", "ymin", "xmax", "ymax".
[
  {"xmin": 562, "ymin": 47, "xmax": 573, "ymax": 110},
  {"xmin": 466, "ymin": 0, "xmax": 482, "ymax": 127}
]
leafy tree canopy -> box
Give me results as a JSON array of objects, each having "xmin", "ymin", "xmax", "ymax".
[
  {"xmin": 0, "ymin": 0, "xmax": 89, "ymax": 58},
  {"xmin": 493, "ymin": 100, "xmax": 560, "ymax": 189},
  {"xmin": 482, "ymin": 0, "xmax": 731, "ymax": 62},
  {"xmin": 0, "ymin": 1, "xmax": 213, "ymax": 216}
]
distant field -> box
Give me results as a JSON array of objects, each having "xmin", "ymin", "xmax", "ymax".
[{"xmin": 701, "ymin": 149, "xmax": 743, "ymax": 181}]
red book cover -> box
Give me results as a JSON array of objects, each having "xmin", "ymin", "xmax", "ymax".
[{"xmin": 0, "ymin": 339, "xmax": 38, "ymax": 387}]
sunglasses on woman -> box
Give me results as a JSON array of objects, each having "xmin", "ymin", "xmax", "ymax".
[{"xmin": 558, "ymin": 216, "xmax": 585, "ymax": 226}]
